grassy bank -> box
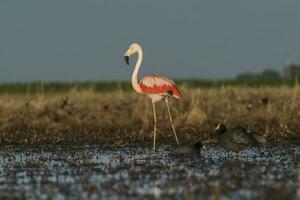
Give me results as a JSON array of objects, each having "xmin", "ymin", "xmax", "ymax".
[{"xmin": 0, "ymin": 85, "xmax": 299, "ymax": 146}]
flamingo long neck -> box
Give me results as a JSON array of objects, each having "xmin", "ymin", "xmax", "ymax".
[{"xmin": 131, "ymin": 47, "xmax": 143, "ymax": 93}]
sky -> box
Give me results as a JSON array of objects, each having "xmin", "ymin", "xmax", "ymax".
[{"xmin": 0, "ymin": 0, "xmax": 299, "ymax": 83}]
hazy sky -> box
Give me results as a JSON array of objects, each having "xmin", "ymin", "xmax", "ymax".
[{"xmin": 0, "ymin": 0, "xmax": 299, "ymax": 82}]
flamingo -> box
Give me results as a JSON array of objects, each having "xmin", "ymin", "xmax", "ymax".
[{"xmin": 124, "ymin": 43, "xmax": 181, "ymax": 150}]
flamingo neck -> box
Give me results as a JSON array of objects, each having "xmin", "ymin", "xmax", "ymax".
[{"xmin": 131, "ymin": 48, "xmax": 143, "ymax": 93}]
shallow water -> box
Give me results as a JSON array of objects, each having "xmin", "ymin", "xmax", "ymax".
[{"xmin": 0, "ymin": 142, "xmax": 300, "ymax": 199}]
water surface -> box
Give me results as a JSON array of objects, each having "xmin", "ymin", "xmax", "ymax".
[{"xmin": 0, "ymin": 142, "xmax": 299, "ymax": 199}]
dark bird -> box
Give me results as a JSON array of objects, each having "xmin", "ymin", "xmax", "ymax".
[
  {"xmin": 168, "ymin": 141, "xmax": 203, "ymax": 156},
  {"xmin": 215, "ymin": 123, "xmax": 266, "ymax": 152}
]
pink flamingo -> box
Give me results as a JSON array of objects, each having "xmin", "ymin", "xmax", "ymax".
[{"xmin": 124, "ymin": 43, "xmax": 181, "ymax": 150}]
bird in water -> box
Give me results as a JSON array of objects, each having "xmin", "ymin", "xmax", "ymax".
[
  {"xmin": 168, "ymin": 141, "xmax": 203, "ymax": 156},
  {"xmin": 124, "ymin": 43, "xmax": 181, "ymax": 150},
  {"xmin": 215, "ymin": 123, "xmax": 266, "ymax": 152}
]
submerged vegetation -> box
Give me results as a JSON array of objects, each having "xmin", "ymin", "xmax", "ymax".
[
  {"xmin": 0, "ymin": 143, "xmax": 299, "ymax": 199},
  {"xmin": 0, "ymin": 83, "xmax": 299, "ymax": 146}
]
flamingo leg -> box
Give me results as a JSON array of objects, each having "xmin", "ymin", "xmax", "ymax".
[
  {"xmin": 165, "ymin": 98, "xmax": 180, "ymax": 145},
  {"xmin": 152, "ymin": 101, "xmax": 157, "ymax": 150}
]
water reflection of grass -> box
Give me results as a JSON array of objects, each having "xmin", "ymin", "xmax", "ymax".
[{"xmin": 0, "ymin": 86, "xmax": 299, "ymax": 146}]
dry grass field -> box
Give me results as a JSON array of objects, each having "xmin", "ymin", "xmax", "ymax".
[{"xmin": 0, "ymin": 85, "xmax": 300, "ymax": 146}]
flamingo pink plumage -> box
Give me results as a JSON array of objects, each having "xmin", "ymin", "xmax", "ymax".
[
  {"xmin": 139, "ymin": 74, "xmax": 181, "ymax": 99},
  {"xmin": 124, "ymin": 43, "xmax": 180, "ymax": 150}
]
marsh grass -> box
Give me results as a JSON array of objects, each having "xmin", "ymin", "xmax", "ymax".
[{"xmin": 0, "ymin": 85, "xmax": 300, "ymax": 146}]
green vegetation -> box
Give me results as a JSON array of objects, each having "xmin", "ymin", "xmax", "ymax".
[
  {"xmin": 0, "ymin": 78, "xmax": 298, "ymax": 94},
  {"xmin": 236, "ymin": 69, "xmax": 282, "ymax": 82},
  {"xmin": 0, "ymin": 81, "xmax": 131, "ymax": 94}
]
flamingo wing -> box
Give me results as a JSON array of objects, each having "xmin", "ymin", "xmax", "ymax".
[{"xmin": 140, "ymin": 74, "xmax": 181, "ymax": 98}]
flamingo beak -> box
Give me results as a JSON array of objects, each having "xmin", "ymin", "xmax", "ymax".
[{"xmin": 124, "ymin": 56, "xmax": 129, "ymax": 65}]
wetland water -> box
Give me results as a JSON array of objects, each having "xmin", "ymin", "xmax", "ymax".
[{"xmin": 0, "ymin": 142, "xmax": 300, "ymax": 199}]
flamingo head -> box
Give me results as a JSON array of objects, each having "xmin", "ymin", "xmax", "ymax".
[{"xmin": 124, "ymin": 43, "xmax": 141, "ymax": 65}]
